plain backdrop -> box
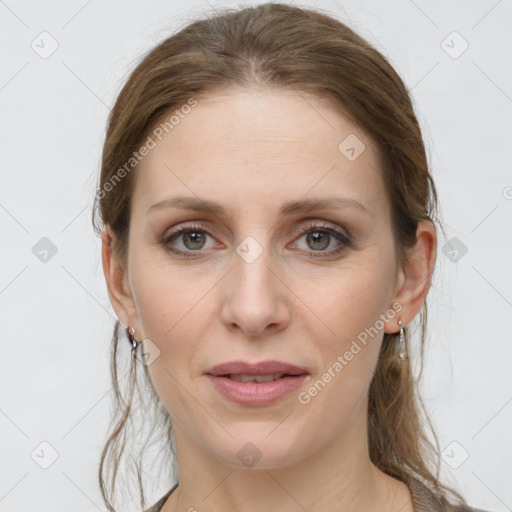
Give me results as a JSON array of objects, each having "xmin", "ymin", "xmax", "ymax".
[{"xmin": 0, "ymin": 1, "xmax": 511, "ymax": 511}]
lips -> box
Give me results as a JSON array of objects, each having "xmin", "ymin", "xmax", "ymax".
[
  {"xmin": 205, "ymin": 360, "xmax": 309, "ymax": 406},
  {"xmin": 206, "ymin": 360, "xmax": 309, "ymax": 377},
  {"xmin": 229, "ymin": 373, "xmax": 286, "ymax": 383}
]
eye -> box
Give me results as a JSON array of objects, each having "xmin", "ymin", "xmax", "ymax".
[
  {"xmin": 161, "ymin": 223, "xmax": 218, "ymax": 257},
  {"xmin": 291, "ymin": 221, "xmax": 352, "ymax": 258},
  {"xmin": 161, "ymin": 221, "xmax": 352, "ymax": 259}
]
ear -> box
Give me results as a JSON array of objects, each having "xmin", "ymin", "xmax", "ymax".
[
  {"xmin": 384, "ymin": 220, "xmax": 437, "ymax": 333},
  {"xmin": 101, "ymin": 224, "xmax": 140, "ymax": 336}
]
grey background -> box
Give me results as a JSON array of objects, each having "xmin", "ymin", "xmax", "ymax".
[{"xmin": 0, "ymin": 1, "xmax": 510, "ymax": 511}]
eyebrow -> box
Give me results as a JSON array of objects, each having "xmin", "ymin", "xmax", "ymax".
[{"xmin": 147, "ymin": 195, "xmax": 371, "ymax": 217}]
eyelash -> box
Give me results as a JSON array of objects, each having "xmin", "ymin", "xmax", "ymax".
[{"xmin": 161, "ymin": 221, "xmax": 352, "ymax": 259}]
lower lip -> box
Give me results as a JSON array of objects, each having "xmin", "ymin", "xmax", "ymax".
[{"xmin": 207, "ymin": 374, "xmax": 309, "ymax": 406}]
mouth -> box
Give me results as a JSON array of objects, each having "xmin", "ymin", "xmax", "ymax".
[
  {"xmin": 224, "ymin": 373, "xmax": 298, "ymax": 383},
  {"xmin": 205, "ymin": 360, "xmax": 309, "ymax": 406},
  {"xmin": 206, "ymin": 359, "xmax": 309, "ymax": 377}
]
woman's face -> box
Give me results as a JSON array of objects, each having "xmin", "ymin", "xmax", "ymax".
[{"xmin": 108, "ymin": 86, "xmax": 410, "ymax": 469}]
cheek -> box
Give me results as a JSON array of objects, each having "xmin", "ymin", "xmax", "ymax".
[
  {"xmin": 133, "ymin": 264, "xmax": 212, "ymax": 419},
  {"xmin": 294, "ymin": 262, "xmax": 392, "ymax": 405},
  {"xmin": 300, "ymin": 260, "xmax": 393, "ymax": 347},
  {"xmin": 129, "ymin": 254, "xmax": 214, "ymax": 404},
  {"xmin": 130, "ymin": 246, "xmax": 207, "ymax": 342}
]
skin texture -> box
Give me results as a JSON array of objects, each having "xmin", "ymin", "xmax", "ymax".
[{"xmin": 102, "ymin": 86, "xmax": 436, "ymax": 512}]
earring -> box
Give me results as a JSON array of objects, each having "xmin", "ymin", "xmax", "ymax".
[
  {"xmin": 126, "ymin": 326, "xmax": 141, "ymax": 351},
  {"xmin": 396, "ymin": 320, "xmax": 406, "ymax": 361}
]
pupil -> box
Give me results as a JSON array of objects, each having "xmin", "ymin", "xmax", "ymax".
[
  {"xmin": 308, "ymin": 231, "xmax": 329, "ymax": 250},
  {"xmin": 185, "ymin": 232, "xmax": 204, "ymax": 249}
]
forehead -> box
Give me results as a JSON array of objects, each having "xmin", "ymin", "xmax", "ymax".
[{"xmin": 133, "ymin": 86, "xmax": 388, "ymax": 219}]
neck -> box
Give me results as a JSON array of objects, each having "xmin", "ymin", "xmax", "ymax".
[{"xmin": 163, "ymin": 399, "xmax": 412, "ymax": 512}]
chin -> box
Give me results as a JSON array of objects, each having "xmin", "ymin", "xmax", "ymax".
[{"xmin": 210, "ymin": 429, "xmax": 307, "ymax": 470}]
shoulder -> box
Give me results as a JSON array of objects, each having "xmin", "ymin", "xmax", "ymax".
[
  {"xmin": 144, "ymin": 479, "xmax": 492, "ymax": 512},
  {"xmin": 143, "ymin": 483, "xmax": 178, "ymax": 512},
  {"xmin": 452, "ymin": 506, "xmax": 493, "ymax": 512},
  {"xmin": 408, "ymin": 477, "xmax": 493, "ymax": 512}
]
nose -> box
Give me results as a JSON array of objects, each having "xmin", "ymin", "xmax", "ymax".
[{"xmin": 220, "ymin": 242, "xmax": 290, "ymax": 338}]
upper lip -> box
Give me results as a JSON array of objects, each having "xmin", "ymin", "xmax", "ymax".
[{"xmin": 206, "ymin": 360, "xmax": 309, "ymax": 376}]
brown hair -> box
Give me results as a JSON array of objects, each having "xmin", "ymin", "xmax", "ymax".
[{"xmin": 92, "ymin": 3, "xmax": 465, "ymax": 511}]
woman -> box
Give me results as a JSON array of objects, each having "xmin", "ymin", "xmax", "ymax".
[{"xmin": 93, "ymin": 3, "xmax": 491, "ymax": 511}]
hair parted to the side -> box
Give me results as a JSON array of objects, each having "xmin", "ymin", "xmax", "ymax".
[{"xmin": 92, "ymin": 3, "xmax": 464, "ymax": 511}]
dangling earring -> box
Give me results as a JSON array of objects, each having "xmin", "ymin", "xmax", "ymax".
[
  {"xmin": 126, "ymin": 326, "xmax": 141, "ymax": 351},
  {"xmin": 396, "ymin": 320, "xmax": 406, "ymax": 361}
]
